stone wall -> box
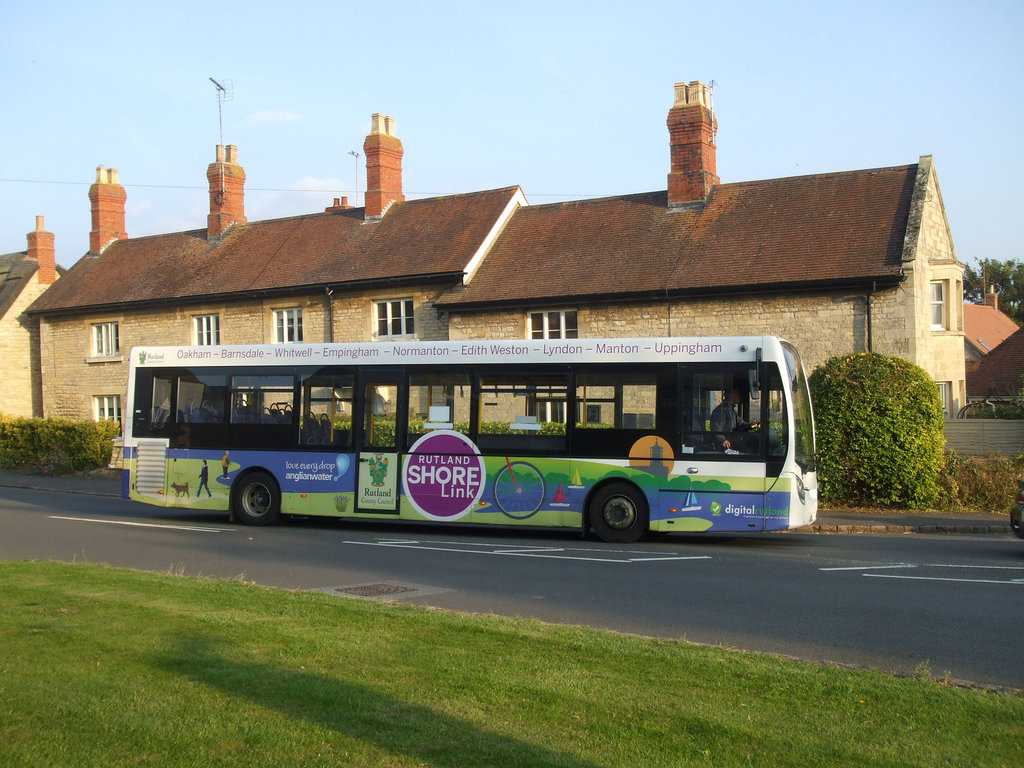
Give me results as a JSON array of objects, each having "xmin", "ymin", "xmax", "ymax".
[{"xmin": 0, "ymin": 273, "xmax": 49, "ymax": 417}]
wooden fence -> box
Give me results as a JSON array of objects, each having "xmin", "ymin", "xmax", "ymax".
[{"xmin": 944, "ymin": 420, "xmax": 1024, "ymax": 456}]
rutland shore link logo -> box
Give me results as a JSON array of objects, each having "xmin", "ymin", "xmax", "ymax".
[{"xmin": 402, "ymin": 430, "xmax": 486, "ymax": 521}]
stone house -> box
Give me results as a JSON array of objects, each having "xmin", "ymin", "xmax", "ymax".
[
  {"xmin": 440, "ymin": 82, "xmax": 966, "ymax": 416},
  {"xmin": 0, "ymin": 217, "xmax": 61, "ymax": 417},
  {"xmin": 26, "ymin": 81, "xmax": 966, "ymax": 422}
]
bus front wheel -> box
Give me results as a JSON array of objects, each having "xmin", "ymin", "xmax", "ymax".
[
  {"xmin": 233, "ymin": 472, "xmax": 281, "ymax": 526},
  {"xmin": 589, "ymin": 482, "xmax": 648, "ymax": 543}
]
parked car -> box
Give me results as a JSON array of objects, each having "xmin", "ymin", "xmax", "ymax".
[{"xmin": 1013, "ymin": 478, "xmax": 1024, "ymax": 539}]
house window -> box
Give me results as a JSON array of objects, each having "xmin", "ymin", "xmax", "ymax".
[
  {"xmin": 937, "ymin": 381, "xmax": 952, "ymax": 418},
  {"xmin": 94, "ymin": 395, "xmax": 121, "ymax": 423},
  {"xmin": 273, "ymin": 308, "xmax": 303, "ymax": 343},
  {"xmin": 930, "ymin": 281, "xmax": 947, "ymax": 330},
  {"xmin": 529, "ymin": 310, "xmax": 578, "ymax": 339},
  {"xmin": 92, "ymin": 322, "xmax": 119, "ymax": 357},
  {"xmin": 376, "ymin": 299, "xmax": 415, "ymax": 338},
  {"xmin": 194, "ymin": 314, "xmax": 221, "ymax": 346}
]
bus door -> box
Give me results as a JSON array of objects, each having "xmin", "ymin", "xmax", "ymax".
[
  {"xmin": 673, "ymin": 364, "xmax": 768, "ymax": 532},
  {"xmin": 355, "ymin": 372, "xmax": 405, "ymax": 514}
]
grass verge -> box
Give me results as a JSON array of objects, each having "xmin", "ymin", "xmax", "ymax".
[{"xmin": 1, "ymin": 561, "xmax": 1021, "ymax": 767}]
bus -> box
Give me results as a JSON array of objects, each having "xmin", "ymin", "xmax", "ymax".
[{"xmin": 122, "ymin": 336, "xmax": 817, "ymax": 542}]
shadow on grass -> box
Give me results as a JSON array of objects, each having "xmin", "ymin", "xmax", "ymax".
[{"xmin": 154, "ymin": 634, "xmax": 601, "ymax": 767}]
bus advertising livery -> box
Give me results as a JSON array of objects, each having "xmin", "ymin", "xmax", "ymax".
[{"xmin": 123, "ymin": 336, "xmax": 817, "ymax": 542}]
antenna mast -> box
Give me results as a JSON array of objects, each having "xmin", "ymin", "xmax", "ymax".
[{"xmin": 208, "ymin": 78, "xmax": 234, "ymax": 204}]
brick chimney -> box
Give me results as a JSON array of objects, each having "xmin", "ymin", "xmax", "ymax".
[
  {"xmin": 207, "ymin": 144, "xmax": 247, "ymax": 238},
  {"xmin": 363, "ymin": 114, "xmax": 404, "ymax": 220},
  {"xmin": 27, "ymin": 215, "xmax": 57, "ymax": 286},
  {"xmin": 89, "ymin": 166, "xmax": 127, "ymax": 255},
  {"xmin": 667, "ymin": 81, "xmax": 719, "ymax": 207},
  {"xmin": 984, "ymin": 286, "xmax": 999, "ymax": 311}
]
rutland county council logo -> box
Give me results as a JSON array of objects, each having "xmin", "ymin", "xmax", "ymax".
[
  {"xmin": 402, "ymin": 430, "xmax": 486, "ymax": 521},
  {"xmin": 138, "ymin": 351, "xmax": 147, "ymax": 365},
  {"xmin": 367, "ymin": 454, "xmax": 389, "ymax": 486}
]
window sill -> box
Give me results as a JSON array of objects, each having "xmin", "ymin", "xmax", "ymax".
[{"xmin": 85, "ymin": 355, "xmax": 124, "ymax": 364}]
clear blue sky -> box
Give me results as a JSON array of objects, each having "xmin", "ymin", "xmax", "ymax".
[{"xmin": 2, "ymin": 0, "xmax": 1020, "ymax": 272}]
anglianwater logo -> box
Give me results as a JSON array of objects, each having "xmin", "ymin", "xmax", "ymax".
[{"xmin": 402, "ymin": 430, "xmax": 485, "ymax": 521}]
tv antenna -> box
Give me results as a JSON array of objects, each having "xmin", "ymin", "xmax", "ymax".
[
  {"xmin": 707, "ymin": 79, "xmax": 717, "ymax": 146},
  {"xmin": 348, "ymin": 150, "xmax": 360, "ymax": 205},
  {"xmin": 209, "ymin": 78, "xmax": 234, "ymax": 206},
  {"xmin": 209, "ymin": 78, "xmax": 233, "ymax": 148}
]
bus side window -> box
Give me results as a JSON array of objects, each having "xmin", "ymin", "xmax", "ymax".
[
  {"xmin": 300, "ymin": 373, "xmax": 353, "ymax": 448},
  {"xmin": 408, "ymin": 372, "xmax": 472, "ymax": 443},
  {"xmin": 478, "ymin": 373, "xmax": 568, "ymax": 453},
  {"xmin": 574, "ymin": 370, "xmax": 658, "ymax": 457},
  {"xmin": 151, "ymin": 374, "xmax": 173, "ymax": 428},
  {"xmin": 363, "ymin": 383, "xmax": 399, "ymax": 449}
]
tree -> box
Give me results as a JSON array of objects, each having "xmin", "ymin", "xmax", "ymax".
[
  {"xmin": 964, "ymin": 258, "xmax": 1024, "ymax": 325},
  {"xmin": 808, "ymin": 353, "xmax": 945, "ymax": 508}
]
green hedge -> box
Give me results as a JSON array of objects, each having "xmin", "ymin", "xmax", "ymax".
[
  {"xmin": 0, "ymin": 416, "xmax": 121, "ymax": 475},
  {"xmin": 809, "ymin": 353, "xmax": 946, "ymax": 508},
  {"xmin": 937, "ymin": 452, "xmax": 1024, "ymax": 513}
]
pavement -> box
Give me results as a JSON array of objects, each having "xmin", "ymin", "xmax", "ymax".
[{"xmin": 0, "ymin": 469, "xmax": 1014, "ymax": 536}]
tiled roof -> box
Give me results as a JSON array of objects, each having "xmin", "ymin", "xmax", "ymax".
[
  {"xmin": 967, "ymin": 325, "xmax": 1024, "ymax": 397},
  {"xmin": 28, "ymin": 187, "xmax": 521, "ymax": 315},
  {"xmin": 438, "ymin": 163, "xmax": 917, "ymax": 309},
  {"xmin": 963, "ymin": 302, "xmax": 1018, "ymax": 355}
]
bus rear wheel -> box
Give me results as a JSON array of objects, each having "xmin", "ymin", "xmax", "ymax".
[
  {"xmin": 589, "ymin": 482, "xmax": 648, "ymax": 543},
  {"xmin": 233, "ymin": 472, "xmax": 281, "ymax": 526}
]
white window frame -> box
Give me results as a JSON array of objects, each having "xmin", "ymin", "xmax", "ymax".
[
  {"xmin": 375, "ymin": 299, "xmax": 415, "ymax": 339},
  {"xmin": 193, "ymin": 314, "xmax": 221, "ymax": 346},
  {"xmin": 94, "ymin": 395, "xmax": 121, "ymax": 423},
  {"xmin": 273, "ymin": 308, "xmax": 303, "ymax": 344},
  {"xmin": 92, "ymin": 321, "xmax": 119, "ymax": 357},
  {"xmin": 529, "ymin": 309, "xmax": 578, "ymax": 340},
  {"xmin": 937, "ymin": 381, "xmax": 952, "ymax": 419},
  {"xmin": 930, "ymin": 281, "xmax": 947, "ymax": 331}
]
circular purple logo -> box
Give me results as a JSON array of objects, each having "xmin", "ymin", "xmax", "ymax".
[{"xmin": 403, "ymin": 431, "xmax": 486, "ymax": 521}]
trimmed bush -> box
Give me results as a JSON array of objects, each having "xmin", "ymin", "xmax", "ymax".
[
  {"xmin": 0, "ymin": 416, "xmax": 121, "ymax": 474},
  {"xmin": 809, "ymin": 353, "xmax": 945, "ymax": 508}
]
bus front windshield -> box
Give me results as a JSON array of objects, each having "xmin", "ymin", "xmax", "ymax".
[{"xmin": 781, "ymin": 341, "xmax": 816, "ymax": 472}]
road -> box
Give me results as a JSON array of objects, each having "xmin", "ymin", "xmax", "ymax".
[{"xmin": 2, "ymin": 483, "xmax": 1022, "ymax": 689}]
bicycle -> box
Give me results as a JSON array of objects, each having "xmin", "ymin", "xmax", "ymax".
[{"xmin": 493, "ymin": 458, "xmax": 546, "ymax": 519}]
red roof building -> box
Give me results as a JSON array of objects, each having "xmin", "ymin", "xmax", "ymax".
[{"xmin": 25, "ymin": 82, "xmax": 966, "ymax": 421}]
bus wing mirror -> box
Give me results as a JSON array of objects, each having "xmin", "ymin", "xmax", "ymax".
[{"xmin": 749, "ymin": 348, "xmax": 761, "ymax": 398}]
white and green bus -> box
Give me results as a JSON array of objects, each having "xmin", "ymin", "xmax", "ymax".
[{"xmin": 123, "ymin": 336, "xmax": 817, "ymax": 542}]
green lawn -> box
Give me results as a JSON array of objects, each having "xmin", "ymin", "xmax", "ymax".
[{"xmin": 1, "ymin": 561, "xmax": 1020, "ymax": 767}]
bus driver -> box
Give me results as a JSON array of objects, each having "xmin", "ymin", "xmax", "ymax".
[{"xmin": 710, "ymin": 381, "xmax": 759, "ymax": 452}]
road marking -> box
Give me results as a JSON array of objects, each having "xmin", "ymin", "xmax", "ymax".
[
  {"xmin": 865, "ymin": 573, "xmax": 1024, "ymax": 585},
  {"xmin": 344, "ymin": 538, "xmax": 710, "ymax": 563},
  {"xmin": 822, "ymin": 562, "xmax": 1024, "ymax": 585},
  {"xmin": 50, "ymin": 515, "xmax": 234, "ymax": 533},
  {"xmin": 820, "ymin": 564, "xmax": 916, "ymax": 571}
]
